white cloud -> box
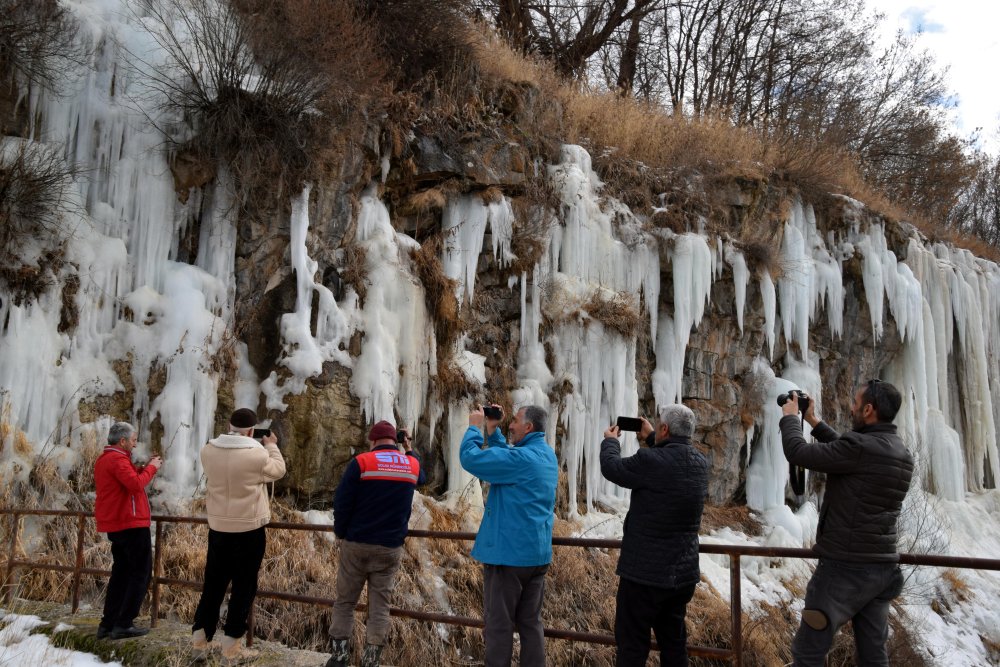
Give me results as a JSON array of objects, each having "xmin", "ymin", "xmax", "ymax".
[{"xmin": 868, "ymin": 0, "xmax": 1000, "ymax": 151}]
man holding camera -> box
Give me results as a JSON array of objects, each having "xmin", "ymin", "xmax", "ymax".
[
  {"xmin": 94, "ymin": 421, "xmax": 161, "ymax": 640},
  {"xmin": 460, "ymin": 404, "xmax": 558, "ymax": 667},
  {"xmin": 327, "ymin": 420, "xmax": 425, "ymax": 667},
  {"xmin": 779, "ymin": 380, "xmax": 914, "ymax": 667},
  {"xmin": 600, "ymin": 405, "xmax": 708, "ymax": 667},
  {"xmin": 191, "ymin": 408, "xmax": 286, "ymax": 663}
]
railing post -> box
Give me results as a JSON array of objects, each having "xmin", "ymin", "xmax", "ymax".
[
  {"xmin": 150, "ymin": 521, "xmax": 163, "ymax": 628},
  {"xmin": 71, "ymin": 513, "xmax": 86, "ymax": 613},
  {"xmin": 2, "ymin": 511, "xmax": 19, "ymax": 603},
  {"xmin": 247, "ymin": 604, "xmax": 255, "ymax": 647},
  {"xmin": 730, "ymin": 554, "xmax": 742, "ymax": 666}
]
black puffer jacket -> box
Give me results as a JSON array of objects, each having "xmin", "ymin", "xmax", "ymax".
[
  {"xmin": 600, "ymin": 435, "xmax": 708, "ymax": 589},
  {"xmin": 780, "ymin": 417, "xmax": 914, "ymax": 562}
]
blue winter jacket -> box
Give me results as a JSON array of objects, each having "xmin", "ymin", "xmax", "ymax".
[{"xmin": 460, "ymin": 426, "xmax": 559, "ymax": 566}]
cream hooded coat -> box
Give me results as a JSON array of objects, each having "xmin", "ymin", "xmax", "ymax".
[{"xmin": 201, "ymin": 433, "xmax": 286, "ymax": 532}]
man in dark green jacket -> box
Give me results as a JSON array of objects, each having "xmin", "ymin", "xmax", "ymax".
[
  {"xmin": 780, "ymin": 379, "xmax": 914, "ymax": 667},
  {"xmin": 600, "ymin": 403, "xmax": 708, "ymax": 667}
]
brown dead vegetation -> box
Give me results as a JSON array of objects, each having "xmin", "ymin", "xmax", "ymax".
[{"xmin": 583, "ymin": 290, "xmax": 643, "ymax": 338}]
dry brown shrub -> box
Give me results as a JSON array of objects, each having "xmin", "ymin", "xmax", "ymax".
[
  {"xmin": 339, "ymin": 243, "xmax": 368, "ymax": 304},
  {"xmin": 402, "ymin": 187, "xmax": 447, "ymax": 214},
  {"xmin": 583, "ymin": 291, "xmax": 642, "ymax": 338},
  {"xmin": 412, "ymin": 235, "xmax": 463, "ymax": 352}
]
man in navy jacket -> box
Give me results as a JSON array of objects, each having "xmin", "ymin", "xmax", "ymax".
[
  {"xmin": 460, "ymin": 404, "xmax": 558, "ymax": 667},
  {"xmin": 327, "ymin": 421, "xmax": 424, "ymax": 667},
  {"xmin": 600, "ymin": 404, "xmax": 708, "ymax": 667}
]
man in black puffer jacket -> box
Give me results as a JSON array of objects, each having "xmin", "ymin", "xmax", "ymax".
[
  {"xmin": 600, "ymin": 404, "xmax": 708, "ymax": 667},
  {"xmin": 780, "ymin": 379, "xmax": 914, "ymax": 667}
]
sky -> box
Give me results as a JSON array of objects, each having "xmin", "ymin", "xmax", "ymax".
[{"xmin": 867, "ymin": 0, "xmax": 1000, "ymax": 153}]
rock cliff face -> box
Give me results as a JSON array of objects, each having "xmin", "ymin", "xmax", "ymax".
[{"xmin": 249, "ymin": 133, "xmax": 909, "ymax": 507}]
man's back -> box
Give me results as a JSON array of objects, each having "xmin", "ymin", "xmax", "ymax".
[
  {"xmin": 601, "ymin": 436, "xmax": 708, "ymax": 589},
  {"xmin": 782, "ymin": 419, "xmax": 914, "ymax": 562}
]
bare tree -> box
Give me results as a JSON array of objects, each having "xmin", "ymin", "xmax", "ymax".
[{"xmin": 0, "ymin": 0, "xmax": 81, "ymax": 89}]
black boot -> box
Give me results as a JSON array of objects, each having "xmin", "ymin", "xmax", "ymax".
[
  {"xmin": 324, "ymin": 638, "xmax": 350, "ymax": 667},
  {"xmin": 360, "ymin": 643, "xmax": 384, "ymax": 667}
]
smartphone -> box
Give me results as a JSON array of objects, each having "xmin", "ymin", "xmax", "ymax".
[
  {"xmin": 397, "ymin": 430, "xmax": 407, "ymax": 444},
  {"xmin": 616, "ymin": 416, "xmax": 643, "ymax": 432},
  {"xmin": 252, "ymin": 428, "xmax": 271, "ymax": 439},
  {"xmin": 483, "ymin": 406, "xmax": 503, "ymax": 420}
]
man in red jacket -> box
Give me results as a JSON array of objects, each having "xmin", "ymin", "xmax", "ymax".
[{"xmin": 94, "ymin": 421, "xmax": 161, "ymax": 640}]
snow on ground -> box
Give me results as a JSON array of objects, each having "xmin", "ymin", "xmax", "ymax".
[{"xmin": 0, "ymin": 612, "xmax": 120, "ymax": 667}]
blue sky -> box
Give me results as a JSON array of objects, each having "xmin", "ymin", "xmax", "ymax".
[{"xmin": 867, "ymin": 0, "xmax": 1000, "ymax": 152}]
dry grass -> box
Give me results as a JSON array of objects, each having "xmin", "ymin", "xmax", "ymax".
[
  {"xmin": 700, "ymin": 504, "xmax": 762, "ymax": 536},
  {"xmin": 940, "ymin": 569, "xmax": 970, "ymax": 602},
  {"xmin": 582, "ymin": 291, "xmax": 643, "ymax": 338}
]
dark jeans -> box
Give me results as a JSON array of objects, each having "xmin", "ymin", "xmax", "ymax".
[
  {"xmin": 792, "ymin": 559, "xmax": 905, "ymax": 667},
  {"xmin": 483, "ymin": 563, "xmax": 549, "ymax": 667},
  {"xmin": 615, "ymin": 577, "xmax": 696, "ymax": 667},
  {"xmin": 101, "ymin": 527, "xmax": 152, "ymax": 629},
  {"xmin": 192, "ymin": 527, "xmax": 266, "ymax": 641}
]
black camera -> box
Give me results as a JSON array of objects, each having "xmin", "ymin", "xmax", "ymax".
[
  {"xmin": 483, "ymin": 406, "xmax": 503, "ymax": 420},
  {"xmin": 776, "ymin": 390, "xmax": 811, "ymax": 413}
]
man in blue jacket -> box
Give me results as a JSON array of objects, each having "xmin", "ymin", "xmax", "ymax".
[
  {"xmin": 327, "ymin": 421, "xmax": 425, "ymax": 667},
  {"xmin": 600, "ymin": 404, "xmax": 708, "ymax": 667},
  {"xmin": 460, "ymin": 404, "xmax": 558, "ymax": 667}
]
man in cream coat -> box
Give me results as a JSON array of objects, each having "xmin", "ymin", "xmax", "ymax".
[{"xmin": 191, "ymin": 408, "xmax": 285, "ymax": 663}]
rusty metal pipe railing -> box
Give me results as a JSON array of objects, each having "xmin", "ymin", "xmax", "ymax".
[{"xmin": 5, "ymin": 508, "xmax": 1000, "ymax": 664}]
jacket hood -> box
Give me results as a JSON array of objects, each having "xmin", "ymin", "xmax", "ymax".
[{"xmin": 208, "ymin": 434, "xmax": 262, "ymax": 450}]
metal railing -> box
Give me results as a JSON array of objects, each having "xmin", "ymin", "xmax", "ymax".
[{"xmin": 3, "ymin": 508, "xmax": 1000, "ymax": 666}]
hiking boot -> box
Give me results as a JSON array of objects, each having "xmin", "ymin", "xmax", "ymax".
[
  {"xmin": 110, "ymin": 625, "xmax": 149, "ymax": 640},
  {"xmin": 191, "ymin": 628, "xmax": 211, "ymax": 660},
  {"xmin": 219, "ymin": 634, "xmax": 252, "ymax": 665},
  {"xmin": 324, "ymin": 638, "xmax": 350, "ymax": 667},
  {"xmin": 360, "ymin": 643, "xmax": 384, "ymax": 667},
  {"xmin": 95, "ymin": 625, "xmax": 111, "ymax": 639}
]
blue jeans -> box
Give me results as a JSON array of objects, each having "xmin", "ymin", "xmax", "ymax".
[{"xmin": 792, "ymin": 559, "xmax": 905, "ymax": 667}]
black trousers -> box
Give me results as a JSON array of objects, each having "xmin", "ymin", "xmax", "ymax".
[
  {"xmin": 615, "ymin": 577, "xmax": 697, "ymax": 667},
  {"xmin": 192, "ymin": 527, "xmax": 266, "ymax": 641},
  {"xmin": 101, "ymin": 527, "xmax": 153, "ymax": 629}
]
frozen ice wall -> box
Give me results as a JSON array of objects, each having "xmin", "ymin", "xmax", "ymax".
[{"xmin": 0, "ymin": 1, "xmax": 243, "ymax": 496}]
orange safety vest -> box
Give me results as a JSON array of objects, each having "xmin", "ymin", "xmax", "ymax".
[{"xmin": 356, "ymin": 449, "xmax": 420, "ymax": 484}]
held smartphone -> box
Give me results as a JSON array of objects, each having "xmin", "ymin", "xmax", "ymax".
[
  {"xmin": 616, "ymin": 416, "xmax": 643, "ymax": 432},
  {"xmin": 397, "ymin": 430, "xmax": 407, "ymax": 444},
  {"xmin": 483, "ymin": 406, "xmax": 503, "ymax": 420},
  {"xmin": 252, "ymin": 428, "xmax": 271, "ymax": 439}
]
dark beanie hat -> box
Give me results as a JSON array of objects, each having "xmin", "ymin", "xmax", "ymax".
[
  {"xmin": 230, "ymin": 408, "xmax": 257, "ymax": 429},
  {"xmin": 368, "ymin": 420, "xmax": 397, "ymax": 441}
]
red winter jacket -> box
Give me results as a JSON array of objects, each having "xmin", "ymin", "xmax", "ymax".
[{"xmin": 94, "ymin": 446, "xmax": 158, "ymax": 533}]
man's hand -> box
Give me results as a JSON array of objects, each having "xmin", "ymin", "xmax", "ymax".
[
  {"xmin": 781, "ymin": 392, "xmax": 800, "ymax": 417},
  {"xmin": 148, "ymin": 455, "xmax": 163, "ymax": 471},
  {"xmin": 469, "ymin": 406, "xmax": 485, "ymax": 429},
  {"xmin": 604, "ymin": 425, "xmax": 621, "ymax": 439},
  {"xmin": 638, "ymin": 417, "xmax": 654, "ymax": 440},
  {"xmin": 484, "ymin": 403, "xmax": 504, "ymax": 437},
  {"xmin": 262, "ymin": 432, "xmax": 278, "ymax": 447},
  {"xmin": 802, "ymin": 394, "xmax": 820, "ymax": 427}
]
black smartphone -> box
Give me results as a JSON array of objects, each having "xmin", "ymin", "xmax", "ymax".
[
  {"xmin": 252, "ymin": 428, "xmax": 271, "ymax": 439},
  {"xmin": 397, "ymin": 430, "xmax": 407, "ymax": 444},
  {"xmin": 616, "ymin": 416, "xmax": 643, "ymax": 432},
  {"xmin": 483, "ymin": 406, "xmax": 503, "ymax": 420}
]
